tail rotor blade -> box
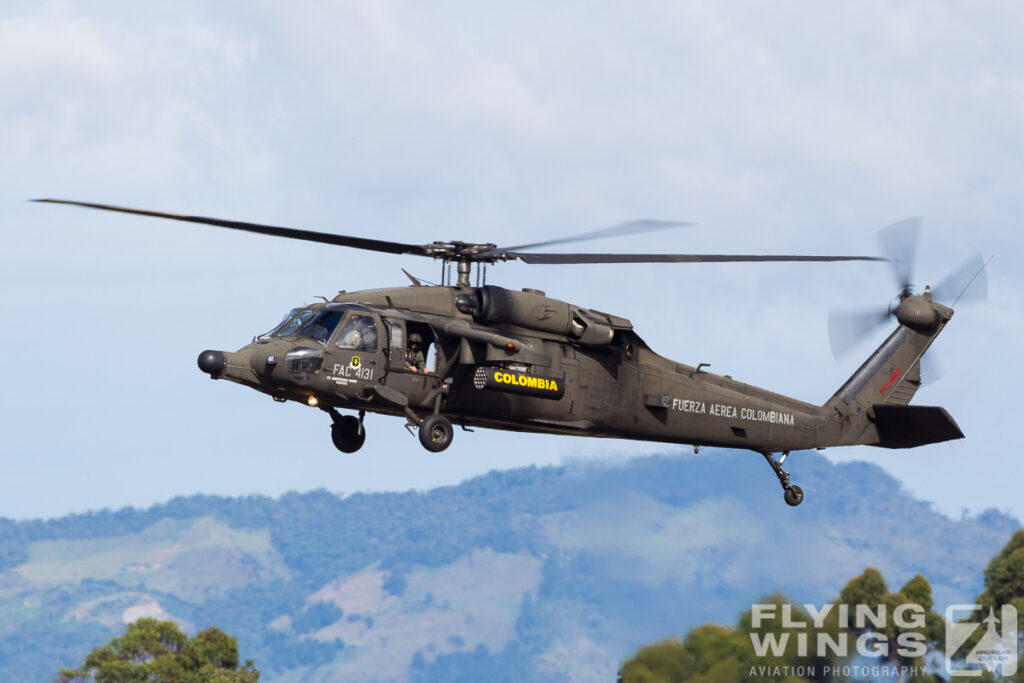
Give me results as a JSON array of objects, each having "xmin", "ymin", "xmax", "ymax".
[
  {"xmin": 932, "ymin": 252, "xmax": 988, "ymax": 306},
  {"xmin": 919, "ymin": 353, "xmax": 944, "ymax": 387},
  {"xmin": 828, "ymin": 307, "xmax": 892, "ymax": 359},
  {"xmin": 876, "ymin": 217, "xmax": 921, "ymax": 293}
]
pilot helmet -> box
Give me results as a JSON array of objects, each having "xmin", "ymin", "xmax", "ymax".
[{"xmin": 409, "ymin": 333, "xmax": 422, "ymax": 345}]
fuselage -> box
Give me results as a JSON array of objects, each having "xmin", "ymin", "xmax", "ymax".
[{"xmin": 206, "ymin": 284, "xmax": 825, "ymax": 453}]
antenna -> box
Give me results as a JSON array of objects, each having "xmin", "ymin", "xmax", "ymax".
[
  {"xmin": 402, "ymin": 268, "xmax": 423, "ymax": 287},
  {"xmin": 952, "ymin": 255, "xmax": 993, "ymax": 307}
]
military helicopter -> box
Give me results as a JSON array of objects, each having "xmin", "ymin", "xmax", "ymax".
[{"xmin": 36, "ymin": 200, "xmax": 985, "ymax": 506}]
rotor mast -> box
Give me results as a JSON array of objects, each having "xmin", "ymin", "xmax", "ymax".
[{"xmin": 456, "ymin": 259, "xmax": 472, "ymax": 287}]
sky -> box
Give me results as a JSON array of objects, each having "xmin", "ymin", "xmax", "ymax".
[{"xmin": 1, "ymin": 1, "xmax": 1022, "ymax": 521}]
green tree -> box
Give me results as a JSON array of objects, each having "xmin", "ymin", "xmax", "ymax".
[
  {"xmin": 837, "ymin": 566, "xmax": 888, "ymax": 608},
  {"xmin": 882, "ymin": 575, "xmax": 944, "ymax": 672},
  {"xmin": 974, "ymin": 529, "xmax": 1024, "ymax": 625},
  {"xmin": 958, "ymin": 529, "xmax": 1024, "ymax": 682},
  {"xmin": 617, "ymin": 636, "xmax": 692, "ymax": 683},
  {"xmin": 618, "ymin": 595, "xmax": 838, "ymax": 683},
  {"xmin": 618, "ymin": 627, "xmax": 755, "ymax": 683},
  {"xmin": 834, "ymin": 569, "xmax": 943, "ymax": 673},
  {"xmin": 57, "ymin": 618, "xmax": 259, "ymax": 683},
  {"xmin": 620, "ymin": 571, "xmax": 948, "ymax": 682}
]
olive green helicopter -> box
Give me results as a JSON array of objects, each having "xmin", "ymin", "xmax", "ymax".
[{"xmin": 36, "ymin": 200, "xmax": 986, "ymax": 506}]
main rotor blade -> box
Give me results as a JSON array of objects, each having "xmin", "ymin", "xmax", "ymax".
[
  {"xmin": 482, "ymin": 219, "xmax": 691, "ymax": 257},
  {"xmin": 827, "ymin": 307, "xmax": 892, "ymax": 358},
  {"xmin": 876, "ymin": 217, "xmax": 921, "ymax": 292},
  {"xmin": 32, "ymin": 199, "xmax": 431, "ymax": 257},
  {"xmin": 511, "ymin": 252, "xmax": 888, "ymax": 264},
  {"xmin": 931, "ymin": 252, "xmax": 988, "ymax": 306}
]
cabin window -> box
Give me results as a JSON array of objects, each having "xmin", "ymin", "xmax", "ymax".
[{"xmin": 390, "ymin": 322, "xmax": 404, "ymax": 353}]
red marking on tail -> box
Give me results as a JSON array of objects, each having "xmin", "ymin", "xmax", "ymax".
[{"xmin": 880, "ymin": 367, "xmax": 903, "ymax": 395}]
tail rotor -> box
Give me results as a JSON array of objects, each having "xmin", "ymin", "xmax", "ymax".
[{"xmin": 827, "ymin": 218, "xmax": 987, "ymax": 364}]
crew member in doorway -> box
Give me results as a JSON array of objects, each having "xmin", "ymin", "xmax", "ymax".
[{"xmin": 405, "ymin": 333, "xmax": 427, "ymax": 373}]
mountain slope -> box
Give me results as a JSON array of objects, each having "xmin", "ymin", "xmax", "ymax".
[{"xmin": 0, "ymin": 450, "xmax": 1017, "ymax": 681}]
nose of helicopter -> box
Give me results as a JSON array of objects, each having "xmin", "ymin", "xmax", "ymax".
[{"xmin": 197, "ymin": 350, "xmax": 226, "ymax": 378}]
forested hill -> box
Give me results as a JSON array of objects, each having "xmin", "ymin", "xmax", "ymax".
[{"xmin": 0, "ymin": 450, "xmax": 1018, "ymax": 681}]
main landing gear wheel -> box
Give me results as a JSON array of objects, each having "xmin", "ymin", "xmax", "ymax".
[
  {"xmin": 330, "ymin": 415, "xmax": 365, "ymax": 453},
  {"xmin": 418, "ymin": 414, "xmax": 453, "ymax": 452},
  {"xmin": 759, "ymin": 451, "xmax": 804, "ymax": 507}
]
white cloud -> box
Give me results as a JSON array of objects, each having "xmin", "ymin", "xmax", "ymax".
[{"xmin": 2, "ymin": 0, "xmax": 1023, "ymax": 520}]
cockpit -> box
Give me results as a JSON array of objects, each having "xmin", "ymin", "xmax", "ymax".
[
  {"xmin": 294, "ymin": 308, "xmax": 345, "ymax": 344},
  {"xmin": 259, "ymin": 304, "xmax": 379, "ymax": 349},
  {"xmin": 253, "ymin": 303, "xmax": 442, "ymax": 382}
]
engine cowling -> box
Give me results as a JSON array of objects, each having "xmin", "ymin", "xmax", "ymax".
[{"xmin": 457, "ymin": 285, "xmax": 614, "ymax": 346}]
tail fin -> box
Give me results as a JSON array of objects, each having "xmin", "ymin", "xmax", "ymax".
[
  {"xmin": 830, "ymin": 326, "xmax": 928, "ymax": 408},
  {"xmin": 819, "ymin": 293, "xmax": 963, "ymax": 448}
]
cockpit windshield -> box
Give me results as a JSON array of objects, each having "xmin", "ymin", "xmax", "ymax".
[
  {"xmin": 295, "ymin": 308, "xmax": 345, "ymax": 344},
  {"xmin": 261, "ymin": 308, "xmax": 315, "ymax": 339}
]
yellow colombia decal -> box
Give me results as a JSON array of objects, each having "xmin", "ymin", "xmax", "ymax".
[
  {"xmin": 350, "ymin": 356, "xmax": 361, "ymax": 369},
  {"xmin": 492, "ymin": 371, "xmax": 559, "ymax": 392}
]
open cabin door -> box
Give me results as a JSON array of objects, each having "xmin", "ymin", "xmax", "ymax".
[{"xmin": 381, "ymin": 317, "xmax": 439, "ymax": 408}]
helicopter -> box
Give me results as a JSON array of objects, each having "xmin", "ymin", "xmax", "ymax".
[{"xmin": 36, "ymin": 200, "xmax": 986, "ymax": 506}]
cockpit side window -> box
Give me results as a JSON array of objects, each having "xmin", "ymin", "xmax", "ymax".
[
  {"xmin": 336, "ymin": 315, "xmax": 378, "ymax": 351},
  {"xmin": 296, "ymin": 309, "xmax": 345, "ymax": 345}
]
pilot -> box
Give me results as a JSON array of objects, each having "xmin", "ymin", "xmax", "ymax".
[
  {"xmin": 338, "ymin": 326, "xmax": 363, "ymax": 350},
  {"xmin": 405, "ymin": 333, "xmax": 427, "ymax": 373}
]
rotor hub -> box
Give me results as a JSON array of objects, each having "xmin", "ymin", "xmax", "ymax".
[{"xmin": 895, "ymin": 295, "xmax": 939, "ymax": 332}]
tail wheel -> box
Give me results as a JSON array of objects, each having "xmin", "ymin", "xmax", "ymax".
[
  {"xmin": 784, "ymin": 485, "xmax": 804, "ymax": 507},
  {"xmin": 418, "ymin": 414, "xmax": 453, "ymax": 452},
  {"xmin": 331, "ymin": 415, "xmax": 365, "ymax": 453}
]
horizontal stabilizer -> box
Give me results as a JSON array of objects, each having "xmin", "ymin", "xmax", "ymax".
[{"xmin": 871, "ymin": 405, "xmax": 964, "ymax": 449}]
